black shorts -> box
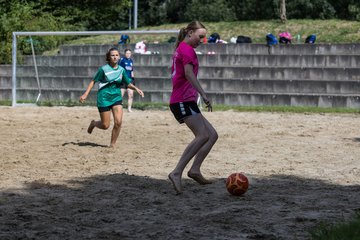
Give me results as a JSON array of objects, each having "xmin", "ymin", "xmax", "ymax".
[
  {"xmin": 170, "ymin": 101, "xmax": 201, "ymax": 124},
  {"xmin": 98, "ymin": 100, "xmax": 123, "ymax": 113}
]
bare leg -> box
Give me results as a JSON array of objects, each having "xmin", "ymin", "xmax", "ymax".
[
  {"xmin": 110, "ymin": 105, "xmax": 123, "ymax": 148},
  {"xmin": 87, "ymin": 111, "xmax": 111, "ymax": 134},
  {"xmin": 188, "ymin": 117, "xmax": 218, "ymax": 184},
  {"xmin": 121, "ymin": 88, "xmax": 126, "ymax": 98},
  {"xmin": 169, "ymin": 114, "xmax": 214, "ymax": 193},
  {"xmin": 87, "ymin": 120, "xmax": 96, "ymax": 134},
  {"xmin": 127, "ymin": 89, "xmax": 134, "ymax": 112}
]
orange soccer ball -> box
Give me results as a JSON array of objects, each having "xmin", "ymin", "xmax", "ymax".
[{"xmin": 226, "ymin": 173, "xmax": 249, "ymax": 196}]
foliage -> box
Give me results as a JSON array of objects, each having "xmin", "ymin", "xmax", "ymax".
[
  {"xmin": 184, "ymin": 0, "xmax": 236, "ymax": 22},
  {"xmin": 46, "ymin": 19, "xmax": 360, "ymax": 52},
  {"xmin": 327, "ymin": 0, "xmax": 360, "ymax": 20},
  {"xmin": 310, "ymin": 212, "xmax": 360, "ymax": 240},
  {"xmin": 1, "ymin": 0, "xmax": 360, "ymax": 64},
  {"xmin": 287, "ymin": 0, "xmax": 336, "ymax": 19},
  {"xmin": 31, "ymin": 0, "xmax": 131, "ymax": 30},
  {"xmin": 3, "ymin": 100, "xmax": 360, "ymax": 114},
  {"xmin": 348, "ymin": 2, "xmax": 360, "ymax": 21},
  {"xmin": 165, "ymin": 0, "xmax": 188, "ymax": 23},
  {"xmin": 0, "ymin": 0, "xmax": 77, "ymax": 64},
  {"xmin": 0, "ymin": 1, "xmax": 33, "ymax": 64},
  {"xmin": 228, "ymin": 0, "xmax": 279, "ymax": 20},
  {"xmin": 137, "ymin": 0, "xmax": 168, "ymax": 26}
]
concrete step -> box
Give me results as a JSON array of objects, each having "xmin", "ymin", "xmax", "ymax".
[
  {"xmin": 59, "ymin": 43, "xmax": 360, "ymax": 55},
  {"xmin": 137, "ymin": 77, "xmax": 360, "ymax": 95},
  {"xmin": 208, "ymin": 91, "xmax": 360, "ymax": 108},
  {"xmin": 0, "ymin": 76, "xmax": 89, "ymax": 89},
  {"xmin": 24, "ymin": 54, "xmax": 360, "ymax": 68},
  {"xmin": 2, "ymin": 88, "xmax": 360, "ymax": 108},
  {"xmin": 12, "ymin": 65, "xmax": 360, "ymax": 81},
  {"xmin": 0, "ymin": 65, "xmax": 12, "ymax": 76},
  {"xmin": 2, "ymin": 75, "xmax": 360, "ymax": 95}
]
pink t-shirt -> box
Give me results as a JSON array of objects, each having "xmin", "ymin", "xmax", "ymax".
[{"xmin": 170, "ymin": 41, "xmax": 199, "ymax": 104}]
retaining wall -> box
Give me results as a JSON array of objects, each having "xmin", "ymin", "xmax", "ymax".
[{"xmin": 0, "ymin": 43, "xmax": 359, "ymax": 107}]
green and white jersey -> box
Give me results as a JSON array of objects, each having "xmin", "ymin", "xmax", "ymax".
[{"xmin": 93, "ymin": 64, "xmax": 131, "ymax": 107}]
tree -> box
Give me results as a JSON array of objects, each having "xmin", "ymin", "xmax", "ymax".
[
  {"xmin": 228, "ymin": 0, "xmax": 278, "ymax": 20},
  {"xmin": 137, "ymin": 0, "xmax": 167, "ymax": 26},
  {"xmin": 280, "ymin": 0, "xmax": 287, "ymax": 22},
  {"xmin": 165, "ymin": 0, "xmax": 188, "ymax": 23},
  {"xmin": 184, "ymin": 0, "xmax": 236, "ymax": 22},
  {"xmin": 287, "ymin": 0, "xmax": 336, "ymax": 19}
]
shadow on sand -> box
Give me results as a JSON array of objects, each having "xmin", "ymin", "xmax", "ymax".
[
  {"xmin": 62, "ymin": 141, "xmax": 109, "ymax": 148},
  {"xmin": 1, "ymin": 173, "xmax": 359, "ymax": 239}
]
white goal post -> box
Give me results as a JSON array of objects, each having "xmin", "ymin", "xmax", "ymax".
[{"xmin": 11, "ymin": 30, "xmax": 179, "ymax": 107}]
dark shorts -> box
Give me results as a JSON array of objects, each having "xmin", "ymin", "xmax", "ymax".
[
  {"xmin": 170, "ymin": 101, "xmax": 201, "ymax": 124},
  {"xmin": 98, "ymin": 100, "xmax": 123, "ymax": 113},
  {"xmin": 120, "ymin": 79, "xmax": 135, "ymax": 89}
]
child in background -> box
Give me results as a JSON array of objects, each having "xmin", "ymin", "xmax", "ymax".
[{"xmin": 119, "ymin": 49, "xmax": 135, "ymax": 112}]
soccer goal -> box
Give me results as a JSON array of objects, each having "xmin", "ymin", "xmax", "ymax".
[{"xmin": 10, "ymin": 30, "xmax": 178, "ymax": 107}]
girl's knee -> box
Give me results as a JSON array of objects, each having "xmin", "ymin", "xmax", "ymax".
[
  {"xmin": 211, "ymin": 130, "xmax": 218, "ymax": 142},
  {"xmin": 197, "ymin": 134, "xmax": 209, "ymax": 145},
  {"xmin": 100, "ymin": 122, "xmax": 110, "ymax": 129},
  {"xmin": 113, "ymin": 121, "xmax": 122, "ymax": 129}
]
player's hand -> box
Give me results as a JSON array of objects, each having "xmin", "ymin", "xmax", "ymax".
[
  {"xmin": 137, "ymin": 89, "xmax": 144, "ymax": 98},
  {"xmin": 202, "ymin": 96, "xmax": 212, "ymax": 112},
  {"xmin": 79, "ymin": 94, "xmax": 87, "ymax": 103}
]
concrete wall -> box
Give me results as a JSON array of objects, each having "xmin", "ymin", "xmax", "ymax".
[{"xmin": 1, "ymin": 43, "xmax": 360, "ymax": 107}]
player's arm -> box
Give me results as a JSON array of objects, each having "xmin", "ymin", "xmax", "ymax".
[
  {"xmin": 122, "ymin": 71, "xmax": 144, "ymax": 97},
  {"xmin": 128, "ymin": 83, "xmax": 144, "ymax": 98},
  {"xmin": 184, "ymin": 64, "xmax": 212, "ymax": 112},
  {"xmin": 79, "ymin": 80, "xmax": 95, "ymax": 103}
]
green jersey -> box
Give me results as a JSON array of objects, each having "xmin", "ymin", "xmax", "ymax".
[{"xmin": 93, "ymin": 64, "xmax": 131, "ymax": 107}]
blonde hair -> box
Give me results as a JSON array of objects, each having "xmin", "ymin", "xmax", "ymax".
[{"xmin": 175, "ymin": 21, "xmax": 206, "ymax": 49}]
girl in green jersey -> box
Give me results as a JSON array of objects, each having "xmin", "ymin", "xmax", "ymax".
[{"xmin": 80, "ymin": 47, "xmax": 144, "ymax": 147}]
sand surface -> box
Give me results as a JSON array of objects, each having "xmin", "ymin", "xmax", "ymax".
[{"xmin": 0, "ymin": 106, "xmax": 359, "ymax": 239}]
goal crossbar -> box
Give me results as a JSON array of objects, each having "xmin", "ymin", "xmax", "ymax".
[{"xmin": 11, "ymin": 30, "xmax": 179, "ymax": 106}]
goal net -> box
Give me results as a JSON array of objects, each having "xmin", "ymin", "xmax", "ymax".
[{"xmin": 9, "ymin": 30, "xmax": 178, "ymax": 107}]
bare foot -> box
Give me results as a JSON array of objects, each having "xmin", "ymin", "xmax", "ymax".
[
  {"xmin": 187, "ymin": 172, "xmax": 213, "ymax": 185},
  {"xmin": 168, "ymin": 172, "xmax": 182, "ymax": 194},
  {"xmin": 87, "ymin": 120, "xmax": 96, "ymax": 134},
  {"xmin": 128, "ymin": 108, "xmax": 133, "ymax": 113}
]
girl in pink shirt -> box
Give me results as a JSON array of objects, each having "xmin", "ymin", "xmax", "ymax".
[{"xmin": 168, "ymin": 21, "xmax": 218, "ymax": 194}]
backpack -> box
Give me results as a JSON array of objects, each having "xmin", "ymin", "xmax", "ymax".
[
  {"xmin": 279, "ymin": 32, "xmax": 292, "ymax": 44},
  {"xmin": 208, "ymin": 32, "xmax": 220, "ymax": 43},
  {"xmin": 167, "ymin": 36, "xmax": 176, "ymax": 43},
  {"xmin": 266, "ymin": 33, "xmax": 278, "ymax": 46},
  {"xmin": 236, "ymin": 35, "xmax": 252, "ymax": 43},
  {"xmin": 305, "ymin": 34, "xmax": 316, "ymax": 44},
  {"xmin": 118, "ymin": 34, "xmax": 130, "ymax": 44}
]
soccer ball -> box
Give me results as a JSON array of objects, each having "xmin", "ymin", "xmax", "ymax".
[{"xmin": 226, "ymin": 173, "xmax": 249, "ymax": 196}]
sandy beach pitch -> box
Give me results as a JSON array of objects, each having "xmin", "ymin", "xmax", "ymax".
[{"xmin": 1, "ymin": 106, "xmax": 359, "ymax": 239}]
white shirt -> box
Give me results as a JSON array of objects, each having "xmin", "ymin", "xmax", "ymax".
[{"xmin": 134, "ymin": 41, "xmax": 146, "ymax": 54}]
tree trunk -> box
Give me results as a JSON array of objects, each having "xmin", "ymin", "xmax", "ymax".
[{"xmin": 280, "ymin": 0, "xmax": 287, "ymax": 23}]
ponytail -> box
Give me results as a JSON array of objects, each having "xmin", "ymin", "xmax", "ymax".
[
  {"xmin": 175, "ymin": 27, "xmax": 187, "ymax": 49},
  {"xmin": 174, "ymin": 21, "xmax": 206, "ymax": 50}
]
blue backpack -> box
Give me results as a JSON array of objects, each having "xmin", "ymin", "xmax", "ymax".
[
  {"xmin": 208, "ymin": 32, "xmax": 220, "ymax": 43},
  {"xmin": 305, "ymin": 34, "xmax": 316, "ymax": 44},
  {"xmin": 118, "ymin": 34, "xmax": 130, "ymax": 44},
  {"xmin": 266, "ymin": 33, "xmax": 278, "ymax": 46}
]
